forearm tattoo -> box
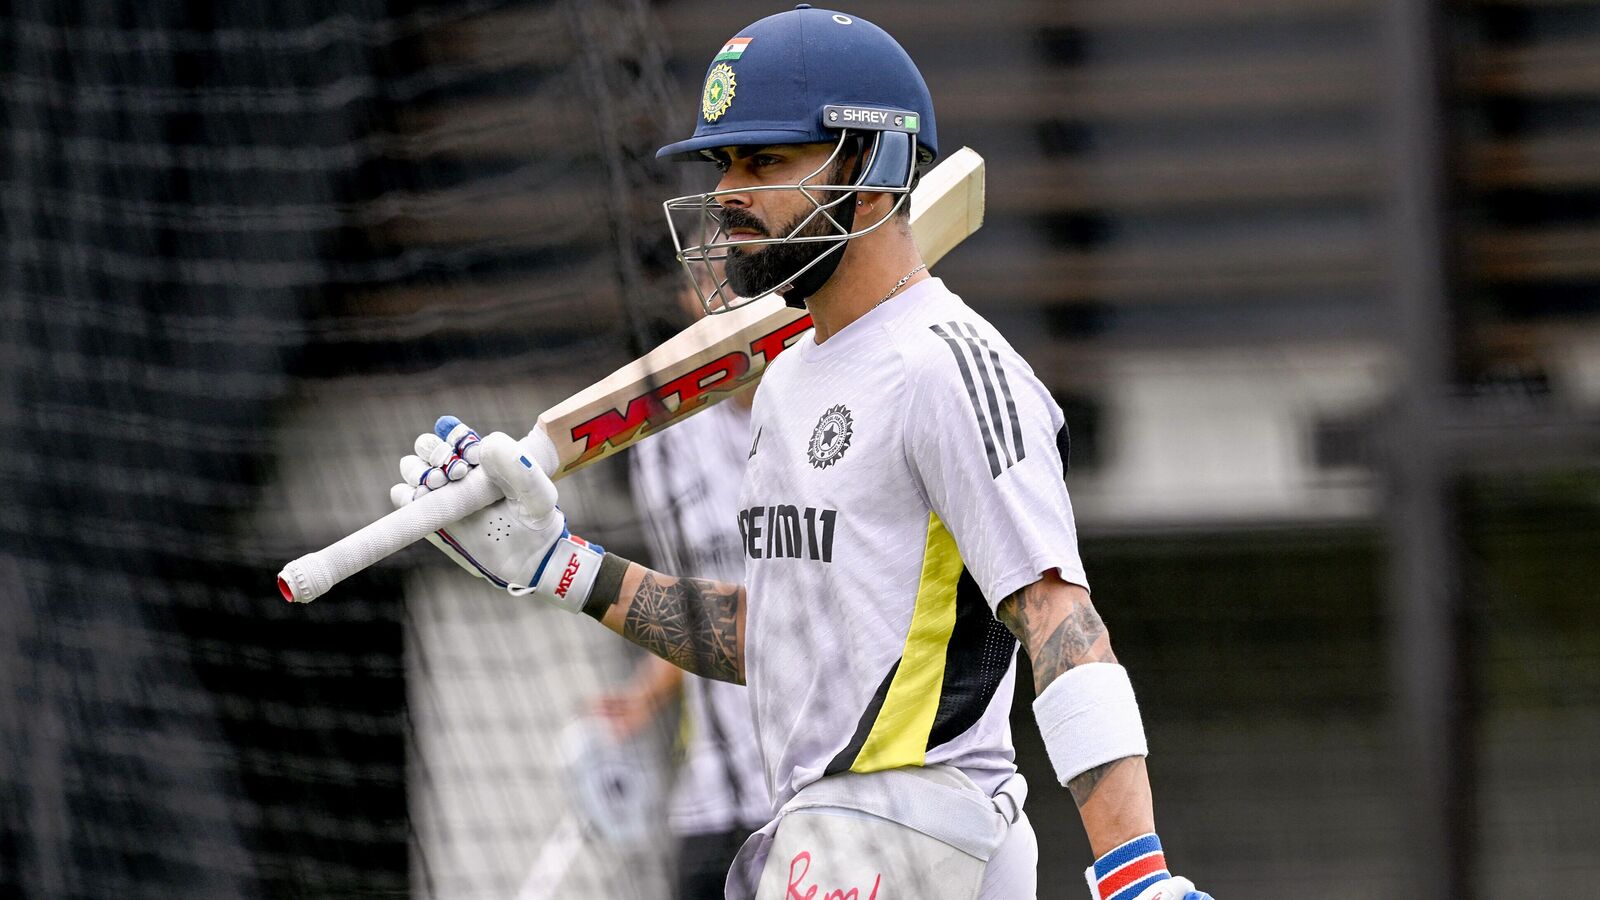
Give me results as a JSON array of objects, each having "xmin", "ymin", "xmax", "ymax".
[
  {"xmin": 1066, "ymin": 757, "xmax": 1128, "ymax": 809},
  {"xmin": 1000, "ymin": 581, "xmax": 1142, "ymax": 817},
  {"xmin": 622, "ymin": 572, "xmax": 743, "ymax": 684},
  {"xmin": 997, "ymin": 581, "xmax": 1116, "ymax": 694}
]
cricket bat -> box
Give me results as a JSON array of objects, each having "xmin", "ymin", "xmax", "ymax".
[{"xmin": 277, "ymin": 147, "xmax": 985, "ymax": 603}]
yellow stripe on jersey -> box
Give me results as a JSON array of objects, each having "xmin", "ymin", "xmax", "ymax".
[{"xmin": 850, "ymin": 511, "xmax": 964, "ymax": 772}]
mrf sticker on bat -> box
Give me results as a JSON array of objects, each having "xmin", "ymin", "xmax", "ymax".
[{"xmin": 563, "ymin": 313, "xmax": 815, "ymax": 472}]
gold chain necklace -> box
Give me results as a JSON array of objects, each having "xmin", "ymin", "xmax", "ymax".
[{"xmin": 875, "ymin": 263, "xmax": 927, "ymax": 308}]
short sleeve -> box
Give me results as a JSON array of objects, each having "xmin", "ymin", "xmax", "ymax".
[{"xmin": 905, "ymin": 320, "xmax": 1089, "ymax": 610}]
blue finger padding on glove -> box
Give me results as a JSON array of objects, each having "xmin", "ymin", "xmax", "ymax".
[
  {"xmin": 434, "ymin": 415, "xmax": 462, "ymax": 440},
  {"xmin": 1184, "ymin": 893, "xmax": 1213, "ymax": 900}
]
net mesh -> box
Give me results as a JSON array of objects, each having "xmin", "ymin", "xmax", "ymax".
[
  {"xmin": 5, "ymin": 0, "xmax": 1600, "ymax": 897},
  {"xmin": 3, "ymin": 0, "xmax": 682, "ymax": 895}
]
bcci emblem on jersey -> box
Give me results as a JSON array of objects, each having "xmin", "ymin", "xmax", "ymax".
[{"xmin": 807, "ymin": 404, "xmax": 854, "ymax": 469}]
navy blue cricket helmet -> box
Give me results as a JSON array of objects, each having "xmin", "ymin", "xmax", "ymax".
[
  {"xmin": 656, "ymin": 5, "xmax": 939, "ymax": 168},
  {"xmin": 657, "ymin": 6, "xmax": 940, "ymax": 311}
]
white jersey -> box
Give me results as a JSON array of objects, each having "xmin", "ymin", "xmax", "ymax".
[
  {"xmin": 740, "ymin": 277, "xmax": 1088, "ymax": 809},
  {"xmin": 630, "ymin": 400, "xmax": 773, "ymax": 834}
]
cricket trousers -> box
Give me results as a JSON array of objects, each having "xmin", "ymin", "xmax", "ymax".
[{"xmin": 726, "ymin": 766, "xmax": 1036, "ymax": 900}]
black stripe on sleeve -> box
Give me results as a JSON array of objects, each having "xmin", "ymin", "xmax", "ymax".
[
  {"xmin": 956, "ymin": 323, "xmax": 1016, "ymax": 469},
  {"xmin": 969, "ymin": 327, "xmax": 1026, "ymax": 467},
  {"xmin": 931, "ymin": 323, "xmax": 1003, "ymax": 478}
]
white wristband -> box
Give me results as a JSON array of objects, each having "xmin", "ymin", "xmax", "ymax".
[
  {"xmin": 512, "ymin": 534, "xmax": 605, "ymax": 613},
  {"xmin": 1032, "ymin": 662, "xmax": 1148, "ymax": 785}
]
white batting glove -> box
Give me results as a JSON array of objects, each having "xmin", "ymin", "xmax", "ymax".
[
  {"xmin": 1085, "ymin": 834, "xmax": 1212, "ymax": 900},
  {"xmin": 390, "ymin": 415, "xmax": 606, "ymax": 613},
  {"xmin": 1126, "ymin": 878, "xmax": 1209, "ymax": 900}
]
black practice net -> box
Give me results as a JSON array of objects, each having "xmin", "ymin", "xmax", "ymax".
[{"xmin": 7, "ymin": 0, "xmax": 1600, "ymax": 898}]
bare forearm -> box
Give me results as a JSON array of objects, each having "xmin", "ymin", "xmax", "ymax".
[
  {"xmin": 1068, "ymin": 757, "xmax": 1155, "ymax": 857},
  {"xmin": 582, "ymin": 555, "xmax": 745, "ymax": 683},
  {"xmin": 997, "ymin": 574, "xmax": 1156, "ymax": 855}
]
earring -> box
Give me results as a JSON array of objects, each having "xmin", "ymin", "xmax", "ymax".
[{"xmin": 856, "ymin": 199, "xmax": 865, "ymax": 207}]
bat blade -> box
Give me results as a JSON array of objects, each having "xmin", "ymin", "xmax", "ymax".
[
  {"xmin": 277, "ymin": 147, "xmax": 985, "ymax": 603},
  {"xmin": 537, "ymin": 294, "xmax": 809, "ymax": 479}
]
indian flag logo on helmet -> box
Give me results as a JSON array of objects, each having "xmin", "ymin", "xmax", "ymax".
[
  {"xmin": 702, "ymin": 63, "xmax": 737, "ymax": 123},
  {"xmin": 714, "ymin": 37, "xmax": 752, "ymax": 61}
]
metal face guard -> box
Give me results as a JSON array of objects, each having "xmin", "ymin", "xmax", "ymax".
[{"xmin": 662, "ymin": 130, "xmax": 918, "ymax": 315}]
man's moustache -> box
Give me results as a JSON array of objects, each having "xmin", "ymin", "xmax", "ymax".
[{"xmin": 720, "ymin": 210, "xmax": 769, "ymax": 237}]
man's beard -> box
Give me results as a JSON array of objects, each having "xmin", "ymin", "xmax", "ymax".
[{"xmin": 721, "ymin": 203, "xmax": 848, "ymax": 299}]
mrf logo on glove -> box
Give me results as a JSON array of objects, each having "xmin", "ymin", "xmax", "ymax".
[
  {"xmin": 524, "ymin": 527, "xmax": 605, "ymax": 613},
  {"xmin": 535, "ymin": 532, "xmax": 604, "ymax": 610},
  {"xmin": 557, "ymin": 552, "xmax": 584, "ymax": 598}
]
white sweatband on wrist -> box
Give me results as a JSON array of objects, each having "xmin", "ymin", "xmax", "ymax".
[
  {"xmin": 1032, "ymin": 662, "xmax": 1148, "ymax": 785},
  {"xmin": 512, "ymin": 534, "xmax": 605, "ymax": 613}
]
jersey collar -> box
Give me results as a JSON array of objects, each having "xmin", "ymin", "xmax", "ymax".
[{"xmin": 795, "ymin": 277, "xmax": 945, "ymax": 366}]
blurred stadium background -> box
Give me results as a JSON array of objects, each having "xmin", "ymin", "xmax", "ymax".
[{"xmin": 3, "ymin": 0, "xmax": 1599, "ymax": 897}]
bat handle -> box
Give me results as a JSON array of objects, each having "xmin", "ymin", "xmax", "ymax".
[{"xmin": 277, "ymin": 426, "xmax": 558, "ymax": 603}]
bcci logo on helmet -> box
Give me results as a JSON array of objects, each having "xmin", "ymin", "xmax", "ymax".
[
  {"xmin": 701, "ymin": 63, "xmax": 736, "ymax": 122},
  {"xmin": 807, "ymin": 404, "xmax": 854, "ymax": 469}
]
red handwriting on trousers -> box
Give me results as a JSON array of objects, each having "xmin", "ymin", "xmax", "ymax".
[{"xmin": 787, "ymin": 850, "xmax": 882, "ymax": 900}]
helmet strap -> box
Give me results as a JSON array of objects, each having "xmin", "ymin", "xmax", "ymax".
[{"xmin": 779, "ymin": 134, "xmax": 867, "ymax": 308}]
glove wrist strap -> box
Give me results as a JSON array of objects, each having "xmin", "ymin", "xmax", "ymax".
[
  {"xmin": 1085, "ymin": 833, "xmax": 1169, "ymax": 900},
  {"xmin": 508, "ymin": 533, "xmax": 605, "ymax": 613}
]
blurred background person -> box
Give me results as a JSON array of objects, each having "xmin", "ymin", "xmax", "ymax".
[{"xmin": 593, "ymin": 285, "xmax": 771, "ymax": 900}]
